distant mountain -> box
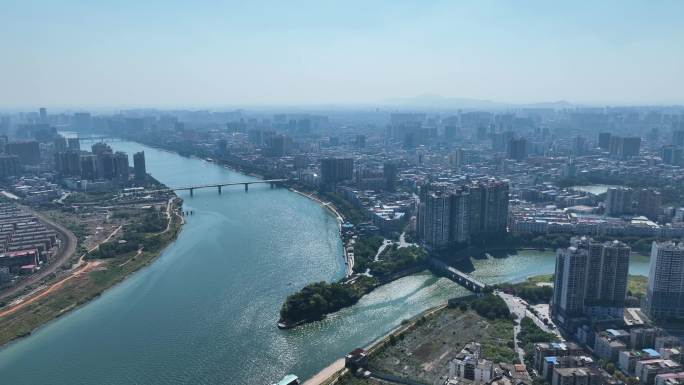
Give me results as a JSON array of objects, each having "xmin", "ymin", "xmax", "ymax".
[{"xmin": 382, "ymin": 94, "xmax": 580, "ymax": 110}]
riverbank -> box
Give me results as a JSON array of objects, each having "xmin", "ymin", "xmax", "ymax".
[
  {"xmin": 0, "ymin": 197, "xmax": 184, "ymax": 347},
  {"xmin": 307, "ymin": 303, "xmax": 450, "ymax": 385}
]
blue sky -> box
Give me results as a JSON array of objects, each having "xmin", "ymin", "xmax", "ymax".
[{"xmin": 1, "ymin": 1, "xmax": 683, "ymax": 108}]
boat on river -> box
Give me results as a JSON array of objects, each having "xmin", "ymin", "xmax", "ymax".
[{"xmin": 272, "ymin": 374, "xmax": 300, "ymax": 385}]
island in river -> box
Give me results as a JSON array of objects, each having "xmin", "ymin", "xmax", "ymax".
[{"xmin": 0, "ymin": 139, "xmax": 654, "ymax": 385}]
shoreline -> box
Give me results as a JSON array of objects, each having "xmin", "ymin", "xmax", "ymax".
[
  {"xmin": 0, "ymin": 196, "xmax": 185, "ymax": 349},
  {"xmin": 118, "ymin": 137, "xmax": 354, "ymax": 274},
  {"xmin": 303, "ymin": 303, "xmax": 449, "ymax": 385},
  {"xmin": 288, "ymin": 187, "xmax": 353, "ymax": 277}
]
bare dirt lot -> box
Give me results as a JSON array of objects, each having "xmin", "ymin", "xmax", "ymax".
[{"xmin": 336, "ymin": 307, "xmax": 516, "ymax": 385}]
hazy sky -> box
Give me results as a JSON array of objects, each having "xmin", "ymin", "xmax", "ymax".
[{"xmin": 1, "ymin": 1, "xmax": 683, "ymax": 109}]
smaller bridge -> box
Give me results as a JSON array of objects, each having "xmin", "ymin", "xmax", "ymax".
[
  {"xmin": 428, "ymin": 257, "xmax": 487, "ymax": 293},
  {"xmin": 72, "ymin": 136, "xmax": 121, "ymax": 142},
  {"xmin": 144, "ymin": 179, "xmax": 290, "ymax": 196}
]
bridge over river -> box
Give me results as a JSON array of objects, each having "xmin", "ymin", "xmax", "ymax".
[
  {"xmin": 143, "ymin": 179, "xmax": 290, "ymax": 196},
  {"xmin": 427, "ymin": 257, "xmax": 487, "ymax": 293}
]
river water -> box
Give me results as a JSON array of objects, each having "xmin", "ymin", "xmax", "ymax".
[{"xmin": 0, "ymin": 141, "xmax": 650, "ymax": 384}]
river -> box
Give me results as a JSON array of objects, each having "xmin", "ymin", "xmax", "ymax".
[{"xmin": 0, "ymin": 141, "xmax": 651, "ymax": 384}]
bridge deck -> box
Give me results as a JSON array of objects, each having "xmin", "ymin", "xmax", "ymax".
[
  {"xmin": 427, "ymin": 258, "xmax": 487, "ymax": 291},
  {"xmin": 139, "ymin": 179, "xmax": 289, "ymax": 194}
]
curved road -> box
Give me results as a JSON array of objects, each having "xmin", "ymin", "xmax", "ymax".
[{"xmin": 0, "ymin": 209, "xmax": 78, "ymax": 303}]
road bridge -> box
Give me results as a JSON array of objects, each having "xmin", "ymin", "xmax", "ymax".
[
  {"xmin": 72, "ymin": 136, "xmax": 122, "ymax": 142},
  {"xmin": 427, "ymin": 257, "xmax": 487, "ymax": 293},
  {"xmin": 143, "ymin": 179, "xmax": 290, "ymax": 196}
]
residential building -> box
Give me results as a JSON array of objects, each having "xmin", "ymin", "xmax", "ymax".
[
  {"xmin": 606, "ymin": 188, "xmax": 633, "ymax": 216},
  {"xmin": 133, "ymin": 151, "xmax": 146, "ymax": 181},
  {"xmin": 552, "ymin": 238, "xmax": 630, "ymax": 326},
  {"xmin": 320, "ymin": 158, "xmax": 354, "ymax": 186},
  {"xmin": 643, "ymin": 242, "xmax": 684, "ymax": 320}
]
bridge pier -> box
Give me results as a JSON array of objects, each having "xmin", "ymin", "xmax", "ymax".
[
  {"xmin": 244, "ymin": 183, "xmax": 249, "ymax": 192},
  {"xmin": 218, "ymin": 185, "xmax": 222, "ymax": 194},
  {"xmin": 190, "ymin": 188, "xmax": 194, "ymax": 197}
]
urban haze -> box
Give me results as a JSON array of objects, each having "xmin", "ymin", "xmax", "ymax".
[{"xmin": 0, "ymin": 2, "xmax": 683, "ymax": 385}]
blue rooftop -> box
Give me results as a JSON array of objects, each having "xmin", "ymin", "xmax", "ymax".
[
  {"xmin": 545, "ymin": 356, "xmax": 558, "ymax": 364},
  {"xmin": 643, "ymin": 348, "xmax": 661, "ymax": 357}
]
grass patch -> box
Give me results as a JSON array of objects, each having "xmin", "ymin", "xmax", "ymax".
[{"xmin": 628, "ymin": 275, "xmax": 648, "ymax": 298}]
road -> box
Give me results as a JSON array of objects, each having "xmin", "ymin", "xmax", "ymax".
[
  {"xmin": 0, "ymin": 225, "xmax": 122, "ymax": 318},
  {"xmin": 374, "ymin": 239, "xmax": 393, "ymax": 262},
  {"xmin": 497, "ymin": 292, "xmax": 528, "ymax": 367},
  {"xmin": 0, "ymin": 209, "xmax": 78, "ymax": 303}
]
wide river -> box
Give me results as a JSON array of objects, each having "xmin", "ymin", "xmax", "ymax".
[{"xmin": 0, "ymin": 141, "xmax": 651, "ymax": 384}]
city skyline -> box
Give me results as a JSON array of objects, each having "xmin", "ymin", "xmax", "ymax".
[{"xmin": 2, "ymin": 1, "xmax": 684, "ymax": 109}]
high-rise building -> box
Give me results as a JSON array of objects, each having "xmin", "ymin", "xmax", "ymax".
[
  {"xmin": 0, "ymin": 135, "xmax": 8, "ymax": 153},
  {"xmin": 54, "ymin": 136, "xmax": 67, "ymax": 153},
  {"xmin": 449, "ymin": 188, "xmax": 470, "ymax": 243},
  {"xmin": 0, "ymin": 155, "xmax": 19, "ymax": 178},
  {"xmin": 622, "ymin": 137, "xmax": 641, "ymax": 158},
  {"xmin": 598, "ymin": 132, "xmax": 612, "ymax": 149},
  {"xmin": 97, "ymin": 153, "xmax": 115, "ymax": 180},
  {"xmin": 636, "ymin": 189, "xmax": 662, "ymax": 220},
  {"xmin": 320, "ymin": 158, "xmax": 354, "ymax": 186},
  {"xmin": 609, "ymin": 136, "xmax": 641, "ymax": 159},
  {"xmin": 444, "ymin": 125, "xmax": 458, "ymax": 141},
  {"xmin": 91, "ymin": 142, "xmax": 112, "ymax": 155},
  {"xmin": 39, "ymin": 107, "xmax": 47, "ymax": 124},
  {"xmin": 476, "ymin": 125, "xmax": 488, "ymax": 142},
  {"xmin": 552, "ymin": 238, "xmax": 631, "ymax": 326},
  {"xmin": 465, "ymin": 180, "xmax": 510, "ymax": 237},
  {"xmin": 572, "ymin": 136, "xmax": 587, "ymax": 156},
  {"xmin": 661, "ymin": 145, "xmax": 683, "ymax": 165},
  {"xmin": 55, "ymin": 150, "xmax": 82, "ymax": 176},
  {"xmin": 449, "ymin": 148, "xmax": 466, "ymax": 169},
  {"xmin": 383, "ymin": 162, "xmax": 398, "ymax": 192},
  {"xmin": 72, "ymin": 112, "xmax": 92, "ymax": 131},
  {"xmin": 643, "ymin": 242, "xmax": 684, "ymax": 320},
  {"xmin": 584, "ymin": 240, "xmax": 630, "ymax": 316},
  {"xmin": 605, "ymin": 187, "xmax": 633, "ymax": 216},
  {"xmin": 133, "ymin": 151, "xmax": 146, "ymax": 181},
  {"xmin": 67, "ymin": 137, "xmax": 80, "ymax": 151},
  {"xmin": 418, "ymin": 180, "xmax": 508, "ymax": 248},
  {"xmin": 80, "ymin": 154, "xmax": 98, "ymax": 180},
  {"xmin": 673, "ymin": 129, "xmax": 684, "ymax": 147},
  {"xmin": 6, "ymin": 141, "xmax": 41, "ymax": 165},
  {"xmin": 480, "ymin": 180, "xmax": 509, "ymax": 235},
  {"xmin": 113, "ymin": 152, "xmax": 129, "ymax": 180},
  {"xmin": 293, "ymin": 154, "xmax": 308, "ymax": 170},
  {"xmin": 419, "ymin": 191, "xmax": 452, "ymax": 249},
  {"xmin": 355, "ymin": 135, "xmax": 366, "ymax": 148},
  {"xmin": 492, "ymin": 131, "xmax": 514, "ymax": 152},
  {"xmin": 266, "ymin": 134, "xmax": 287, "ymax": 157},
  {"xmin": 553, "ymin": 245, "xmax": 589, "ymax": 321},
  {"xmin": 506, "ymin": 137, "xmax": 528, "ymax": 160}
]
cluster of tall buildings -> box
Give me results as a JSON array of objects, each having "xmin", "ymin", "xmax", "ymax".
[
  {"xmin": 598, "ymin": 133, "xmax": 642, "ymax": 159},
  {"xmin": 605, "ymin": 187, "xmax": 662, "ymax": 219},
  {"xmin": 552, "ymin": 237, "xmax": 684, "ymax": 328},
  {"xmin": 54, "ymin": 139, "xmax": 146, "ymax": 182},
  {"xmin": 551, "ymin": 237, "xmax": 631, "ymax": 327},
  {"xmin": 417, "ymin": 179, "xmax": 509, "ymax": 249}
]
